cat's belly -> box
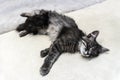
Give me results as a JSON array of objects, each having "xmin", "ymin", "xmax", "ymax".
[{"xmin": 47, "ymin": 24, "xmax": 61, "ymax": 42}]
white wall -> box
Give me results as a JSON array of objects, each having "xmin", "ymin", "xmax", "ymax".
[{"xmin": 0, "ymin": 0, "xmax": 105, "ymax": 34}]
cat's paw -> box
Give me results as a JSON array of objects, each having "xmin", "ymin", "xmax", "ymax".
[
  {"xmin": 40, "ymin": 67, "xmax": 50, "ymax": 76},
  {"xmin": 40, "ymin": 50, "xmax": 48, "ymax": 58}
]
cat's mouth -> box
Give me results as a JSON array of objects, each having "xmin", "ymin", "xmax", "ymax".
[
  {"xmin": 80, "ymin": 50, "xmax": 91, "ymax": 58},
  {"xmin": 81, "ymin": 52, "xmax": 90, "ymax": 57},
  {"xmin": 79, "ymin": 41, "xmax": 89, "ymax": 57}
]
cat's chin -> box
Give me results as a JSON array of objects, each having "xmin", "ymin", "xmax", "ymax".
[{"xmin": 81, "ymin": 53, "xmax": 90, "ymax": 58}]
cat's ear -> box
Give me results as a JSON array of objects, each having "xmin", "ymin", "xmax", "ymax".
[
  {"xmin": 82, "ymin": 36, "xmax": 90, "ymax": 43},
  {"xmin": 100, "ymin": 47, "xmax": 109, "ymax": 53},
  {"xmin": 87, "ymin": 30, "xmax": 99, "ymax": 41}
]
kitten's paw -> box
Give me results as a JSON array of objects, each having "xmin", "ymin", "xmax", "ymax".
[
  {"xmin": 40, "ymin": 67, "xmax": 50, "ymax": 76},
  {"xmin": 40, "ymin": 49, "xmax": 48, "ymax": 58}
]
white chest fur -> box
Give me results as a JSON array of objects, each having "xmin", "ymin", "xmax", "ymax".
[{"xmin": 47, "ymin": 24, "xmax": 62, "ymax": 42}]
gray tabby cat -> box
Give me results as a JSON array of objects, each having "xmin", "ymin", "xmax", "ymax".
[{"xmin": 16, "ymin": 9, "xmax": 109, "ymax": 76}]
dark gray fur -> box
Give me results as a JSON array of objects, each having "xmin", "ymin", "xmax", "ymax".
[{"xmin": 16, "ymin": 9, "xmax": 109, "ymax": 76}]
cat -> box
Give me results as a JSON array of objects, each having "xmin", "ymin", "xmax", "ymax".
[{"xmin": 16, "ymin": 9, "xmax": 109, "ymax": 76}]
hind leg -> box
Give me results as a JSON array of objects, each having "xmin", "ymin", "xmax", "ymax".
[
  {"xmin": 16, "ymin": 23, "xmax": 29, "ymax": 37},
  {"xmin": 16, "ymin": 23, "xmax": 25, "ymax": 32}
]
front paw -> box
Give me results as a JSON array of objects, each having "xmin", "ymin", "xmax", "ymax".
[
  {"xmin": 40, "ymin": 66, "xmax": 50, "ymax": 76},
  {"xmin": 40, "ymin": 49, "xmax": 48, "ymax": 58}
]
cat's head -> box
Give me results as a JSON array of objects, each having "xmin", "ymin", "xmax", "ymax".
[
  {"xmin": 16, "ymin": 10, "xmax": 49, "ymax": 37},
  {"xmin": 79, "ymin": 30, "xmax": 109, "ymax": 58}
]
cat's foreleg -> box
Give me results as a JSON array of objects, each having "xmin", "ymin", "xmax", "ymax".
[{"xmin": 40, "ymin": 44, "xmax": 61, "ymax": 76}]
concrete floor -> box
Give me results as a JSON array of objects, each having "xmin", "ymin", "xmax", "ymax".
[{"xmin": 0, "ymin": 0, "xmax": 120, "ymax": 80}]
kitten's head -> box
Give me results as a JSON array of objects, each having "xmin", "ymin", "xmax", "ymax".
[
  {"xmin": 79, "ymin": 30, "xmax": 109, "ymax": 58},
  {"xmin": 16, "ymin": 10, "xmax": 49, "ymax": 37}
]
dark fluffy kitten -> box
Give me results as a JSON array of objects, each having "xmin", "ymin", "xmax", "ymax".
[{"xmin": 16, "ymin": 9, "xmax": 109, "ymax": 76}]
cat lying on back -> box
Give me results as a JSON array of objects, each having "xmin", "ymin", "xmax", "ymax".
[{"xmin": 16, "ymin": 9, "xmax": 109, "ymax": 76}]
